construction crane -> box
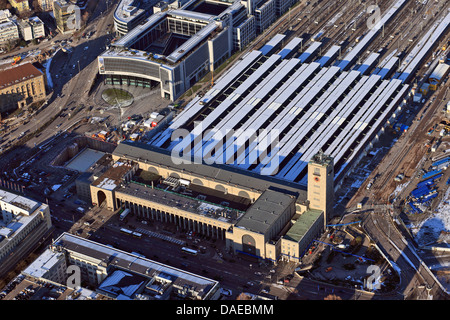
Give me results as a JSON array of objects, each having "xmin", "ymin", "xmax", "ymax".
[
  {"xmin": 11, "ymin": 56, "xmax": 21, "ymax": 65},
  {"xmin": 439, "ymin": 120, "xmax": 450, "ymax": 131}
]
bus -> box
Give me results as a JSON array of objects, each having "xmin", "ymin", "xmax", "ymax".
[
  {"xmin": 120, "ymin": 228, "xmax": 133, "ymax": 235},
  {"xmin": 181, "ymin": 247, "xmax": 198, "ymax": 256},
  {"xmin": 120, "ymin": 228, "xmax": 142, "ymax": 239},
  {"xmin": 119, "ymin": 208, "xmax": 130, "ymax": 221},
  {"xmin": 132, "ymin": 231, "xmax": 143, "ymax": 239}
]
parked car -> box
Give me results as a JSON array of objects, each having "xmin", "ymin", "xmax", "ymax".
[{"xmin": 220, "ymin": 288, "xmax": 232, "ymax": 296}]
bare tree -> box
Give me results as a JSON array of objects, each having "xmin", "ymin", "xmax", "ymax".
[
  {"xmin": 0, "ymin": 0, "xmax": 11, "ymax": 10},
  {"xmin": 18, "ymin": 9, "xmax": 34, "ymax": 19},
  {"xmin": 32, "ymin": 0, "xmax": 42, "ymax": 12}
]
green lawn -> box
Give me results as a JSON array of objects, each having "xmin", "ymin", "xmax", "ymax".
[{"xmin": 102, "ymin": 88, "xmax": 134, "ymax": 106}]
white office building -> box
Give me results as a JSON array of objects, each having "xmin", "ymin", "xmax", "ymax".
[
  {"xmin": 23, "ymin": 233, "xmax": 221, "ymax": 300},
  {"xmin": 0, "ymin": 20, "xmax": 19, "ymax": 43},
  {"xmin": 100, "ymin": 0, "xmax": 299, "ymax": 101},
  {"xmin": 0, "ymin": 189, "xmax": 52, "ymax": 277},
  {"xmin": 17, "ymin": 16, "xmax": 45, "ymax": 41}
]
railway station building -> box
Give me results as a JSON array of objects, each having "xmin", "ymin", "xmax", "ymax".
[
  {"xmin": 88, "ymin": 141, "xmax": 332, "ymax": 264},
  {"xmin": 89, "ymin": 1, "xmax": 450, "ymax": 264}
]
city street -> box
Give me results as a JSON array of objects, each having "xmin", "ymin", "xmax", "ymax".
[
  {"xmin": 361, "ymin": 212, "xmax": 447, "ymax": 300},
  {"xmin": 51, "ymin": 205, "xmax": 287, "ymax": 300}
]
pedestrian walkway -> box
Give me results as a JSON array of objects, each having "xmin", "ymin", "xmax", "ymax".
[{"xmin": 135, "ymin": 227, "xmax": 186, "ymax": 246}]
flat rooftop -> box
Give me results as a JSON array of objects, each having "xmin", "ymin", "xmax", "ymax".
[
  {"xmin": 283, "ymin": 209, "xmax": 323, "ymax": 243},
  {"xmin": 65, "ymin": 148, "xmax": 106, "ymax": 172},
  {"xmin": 92, "ymin": 159, "xmax": 135, "ymax": 191},
  {"xmin": 114, "ymin": 0, "xmax": 146, "ymax": 23},
  {"xmin": 116, "ymin": 181, "xmax": 245, "ymax": 224},
  {"xmin": 147, "ymin": 30, "xmax": 410, "ymax": 186},
  {"xmin": 235, "ymin": 190, "xmax": 296, "ymax": 235},
  {"xmin": 186, "ymin": 1, "xmax": 230, "ymax": 15},
  {"xmin": 23, "ymin": 248, "xmax": 65, "ymax": 279},
  {"xmin": 53, "ymin": 233, "xmax": 219, "ymax": 299},
  {"xmin": 0, "ymin": 63, "xmax": 43, "ymax": 90}
]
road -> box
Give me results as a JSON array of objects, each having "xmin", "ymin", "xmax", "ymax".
[
  {"xmin": 0, "ymin": 0, "xmax": 117, "ymax": 151},
  {"xmin": 51, "ymin": 207, "xmax": 278, "ymax": 299},
  {"xmin": 361, "ymin": 212, "xmax": 448, "ymax": 300}
]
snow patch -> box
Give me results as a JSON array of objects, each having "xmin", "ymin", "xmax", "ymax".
[{"xmin": 410, "ymin": 186, "xmax": 450, "ymax": 246}]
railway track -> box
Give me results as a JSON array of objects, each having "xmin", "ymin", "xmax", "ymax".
[{"xmin": 360, "ymin": 77, "xmax": 449, "ymax": 203}]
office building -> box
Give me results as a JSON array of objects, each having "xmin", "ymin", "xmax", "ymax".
[
  {"xmin": 91, "ymin": 0, "xmax": 450, "ymax": 266},
  {"xmin": 85, "ymin": 136, "xmax": 332, "ymax": 263},
  {"xmin": 8, "ymin": 0, "xmax": 30, "ymax": 13},
  {"xmin": 0, "ymin": 19, "xmax": 19, "ymax": 43},
  {"xmin": 36, "ymin": 0, "xmax": 54, "ymax": 12},
  {"xmin": 98, "ymin": 0, "xmax": 301, "ymax": 101},
  {"xmin": 22, "ymin": 233, "xmax": 221, "ymax": 300},
  {"xmin": 113, "ymin": 0, "xmax": 157, "ymax": 37},
  {"xmin": 0, "ymin": 189, "xmax": 52, "ymax": 277},
  {"xmin": 17, "ymin": 16, "xmax": 45, "ymax": 41}
]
